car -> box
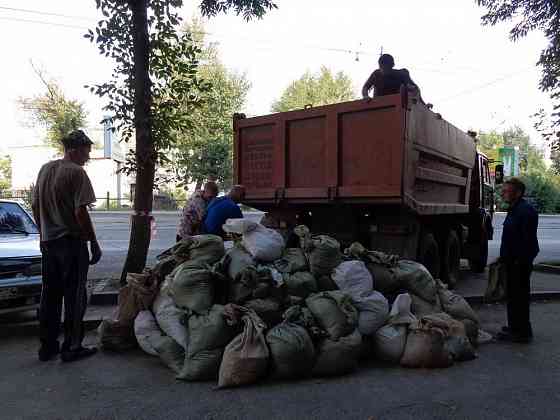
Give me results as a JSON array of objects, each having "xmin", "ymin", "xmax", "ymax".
[{"xmin": 0, "ymin": 200, "xmax": 42, "ymax": 316}]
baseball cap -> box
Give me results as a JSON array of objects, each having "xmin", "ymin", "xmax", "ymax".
[{"xmin": 61, "ymin": 130, "xmax": 94, "ymax": 149}]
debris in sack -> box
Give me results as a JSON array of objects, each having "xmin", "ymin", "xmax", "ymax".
[
  {"xmin": 283, "ymin": 305, "xmax": 328, "ymax": 340},
  {"xmin": 486, "ymin": 260, "xmax": 507, "ymax": 302},
  {"xmin": 421, "ymin": 313, "xmax": 477, "ymax": 362},
  {"xmin": 373, "ymin": 323, "xmax": 408, "ymax": 363},
  {"xmin": 410, "ymin": 293, "xmax": 443, "ymax": 318},
  {"xmin": 306, "ymin": 291, "xmax": 358, "ymax": 340},
  {"xmin": 353, "ymin": 290, "xmax": 389, "ymax": 336},
  {"xmin": 437, "ymin": 281, "xmax": 479, "ymax": 324},
  {"xmin": 173, "ymin": 235, "xmax": 226, "ymax": 267},
  {"xmin": 134, "ymin": 310, "xmax": 162, "ymax": 356},
  {"xmin": 150, "ymin": 335, "xmax": 185, "ymax": 374},
  {"xmin": 219, "ymin": 243, "xmax": 255, "ymax": 283},
  {"xmin": 153, "ymin": 291, "xmax": 188, "ymax": 349},
  {"xmin": 283, "ymin": 271, "xmax": 318, "ymax": 298},
  {"xmin": 372, "ymin": 293, "xmax": 416, "ymax": 362},
  {"xmin": 331, "ymin": 260, "xmax": 373, "ymax": 300},
  {"xmin": 400, "ymin": 320, "xmax": 454, "ymax": 369},
  {"xmin": 274, "ymin": 248, "xmax": 309, "ymax": 274},
  {"xmin": 177, "ymin": 304, "xmax": 239, "ymax": 381},
  {"xmin": 169, "ymin": 264, "xmax": 216, "ymax": 313},
  {"xmin": 113, "ymin": 224, "xmax": 484, "ymax": 385},
  {"xmin": 151, "ymin": 255, "xmax": 178, "ymax": 286},
  {"xmin": 312, "ymin": 329, "xmax": 362, "ymax": 377},
  {"xmin": 118, "ymin": 271, "xmax": 159, "ymax": 324},
  {"xmin": 345, "ymin": 243, "xmax": 401, "ymax": 295},
  {"xmin": 266, "ymin": 322, "xmax": 316, "ymax": 379},
  {"xmin": 97, "ymin": 319, "xmax": 137, "ymax": 352},
  {"xmin": 244, "ymin": 298, "xmax": 284, "ymax": 327},
  {"xmin": 223, "ymin": 219, "xmax": 285, "ymax": 262},
  {"xmin": 395, "ymin": 260, "xmax": 438, "ymax": 303},
  {"xmin": 294, "ymin": 225, "xmax": 342, "ymax": 277},
  {"xmin": 218, "ymin": 308, "xmax": 269, "ymax": 388}
]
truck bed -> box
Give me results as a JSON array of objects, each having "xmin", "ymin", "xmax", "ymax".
[{"xmin": 234, "ymin": 92, "xmax": 476, "ymax": 215}]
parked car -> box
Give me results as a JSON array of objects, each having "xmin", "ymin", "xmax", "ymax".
[{"xmin": 0, "ymin": 200, "xmax": 42, "ymax": 316}]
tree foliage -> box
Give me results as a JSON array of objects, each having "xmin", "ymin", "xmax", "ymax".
[
  {"xmin": 86, "ymin": 0, "xmax": 276, "ymax": 177},
  {"xmin": 171, "ymin": 19, "xmax": 250, "ymax": 190},
  {"xmin": 271, "ymin": 66, "xmax": 356, "ymax": 112},
  {"xmin": 0, "ymin": 155, "xmax": 11, "ymax": 192},
  {"xmin": 478, "ymin": 126, "xmax": 547, "ymax": 174},
  {"xmin": 477, "ymin": 0, "xmax": 560, "ymax": 145},
  {"xmin": 19, "ymin": 65, "xmax": 87, "ymax": 153}
]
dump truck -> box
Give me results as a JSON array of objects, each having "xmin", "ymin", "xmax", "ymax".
[{"xmin": 233, "ymin": 89, "xmax": 495, "ymax": 286}]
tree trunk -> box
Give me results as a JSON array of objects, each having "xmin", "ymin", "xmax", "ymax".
[{"xmin": 120, "ymin": 0, "xmax": 155, "ymax": 285}]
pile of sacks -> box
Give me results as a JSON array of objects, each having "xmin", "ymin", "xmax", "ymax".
[{"xmin": 99, "ymin": 220, "xmax": 481, "ymax": 388}]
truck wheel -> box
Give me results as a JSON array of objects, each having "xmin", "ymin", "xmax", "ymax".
[
  {"xmin": 440, "ymin": 230, "xmax": 461, "ymax": 288},
  {"xmin": 418, "ymin": 232, "xmax": 441, "ymax": 280},
  {"xmin": 469, "ymin": 228, "xmax": 488, "ymax": 273}
]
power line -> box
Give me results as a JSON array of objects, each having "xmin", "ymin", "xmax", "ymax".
[
  {"xmin": 437, "ymin": 67, "xmax": 534, "ymax": 102},
  {"xmin": 0, "ymin": 15, "xmax": 88, "ymax": 30},
  {"xmin": 0, "ymin": 5, "xmax": 94, "ymax": 21}
]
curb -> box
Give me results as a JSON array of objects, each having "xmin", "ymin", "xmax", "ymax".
[
  {"xmin": 465, "ymin": 290, "xmax": 560, "ymax": 306},
  {"xmin": 0, "ymin": 318, "xmax": 102, "ymax": 340},
  {"xmin": 90, "ymin": 291, "xmax": 119, "ymax": 306},
  {"xmin": 533, "ymin": 264, "xmax": 560, "ymax": 275}
]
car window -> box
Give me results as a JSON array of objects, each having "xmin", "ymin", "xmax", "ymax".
[{"xmin": 0, "ymin": 202, "xmax": 39, "ymax": 234}]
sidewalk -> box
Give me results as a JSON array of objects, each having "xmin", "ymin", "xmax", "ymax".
[{"xmin": 4, "ymin": 301, "xmax": 560, "ymax": 420}]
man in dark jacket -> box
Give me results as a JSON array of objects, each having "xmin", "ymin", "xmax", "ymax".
[
  {"xmin": 497, "ymin": 177, "xmax": 539, "ymax": 343},
  {"xmin": 203, "ymin": 185, "xmax": 245, "ymax": 238}
]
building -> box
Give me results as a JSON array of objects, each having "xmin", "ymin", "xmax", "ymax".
[{"xmin": 7, "ymin": 118, "xmax": 131, "ymax": 209}]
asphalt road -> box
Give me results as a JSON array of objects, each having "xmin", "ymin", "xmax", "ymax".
[
  {"xmin": 4, "ymin": 301, "xmax": 560, "ymax": 420},
  {"xmin": 89, "ymin": 211, "xmax": 265, "ymax": 280},
  {"xmin": 89, "ymin": 211, "xmax": 560, "ymax": 280}
]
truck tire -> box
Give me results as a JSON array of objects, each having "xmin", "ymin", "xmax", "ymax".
[
  {"xmin": 469, "ymin": 228, "xmax": 488, "ymax": 273},
  {"xmin": 418, "ymin": 232, "xmax": 440, "ymax": 280},
  {"xmin": 440, "ymin": 230, "xmax": 461, "ymax": 288}
]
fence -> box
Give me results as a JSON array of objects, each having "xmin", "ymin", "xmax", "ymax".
[{"xmin": 0, "ymin": 190, "xmax": 187, "ymax": 211}]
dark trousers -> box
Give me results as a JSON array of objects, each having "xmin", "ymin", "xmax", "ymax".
[
  {"xmin": 505, "ymin": 260, "xmax": 533, "ymax": 337},
  {"xmin": 39, "ymin": 236, "xmax": 90, "ymax": 351}
]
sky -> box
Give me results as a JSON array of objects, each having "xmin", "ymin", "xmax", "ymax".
[{"xmin": 0, "ymin": 0, "xmax": 552, "ymax": 155}]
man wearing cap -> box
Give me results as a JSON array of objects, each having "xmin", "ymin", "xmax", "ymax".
[
  {"xmin": 32, "ymin": 130, "xmax": 102, "ymax": 362},
  {"xmin": 362, "ymin": 54, "xmax": 423, "ymax": 101}
]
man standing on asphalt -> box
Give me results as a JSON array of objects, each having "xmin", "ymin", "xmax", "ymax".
[
  {"xmin": 497, "ymin": 177, "xmax": 539, "ymax": 343},
  {"xmin": 202, "ymin": 185, "xmax": 245, "ymax": 238},
  {"xmin": 32, "ymin": 130, "xmax": 102, "ymax": 362},
  {"xmin": 176, "ymin": 181, "xmax": 219, "ymax": 242}
]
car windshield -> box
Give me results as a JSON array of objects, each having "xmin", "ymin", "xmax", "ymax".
[{"xmin": 0, "ymin": 202, "xmax": 39, "ymax": 235}]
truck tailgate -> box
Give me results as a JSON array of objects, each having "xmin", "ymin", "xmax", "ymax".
[{"xmin": 235, "ymin": 94, "xmax": 406, "ymax": 205}]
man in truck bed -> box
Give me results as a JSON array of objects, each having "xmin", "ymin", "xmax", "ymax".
[{"xmin": 362, "ymin": 53, "xmax": 423, "ymax": 100}]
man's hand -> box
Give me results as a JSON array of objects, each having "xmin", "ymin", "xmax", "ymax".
[{"xmin": 90, "ymin": 240, "xmax": 102, "ymax": 265}]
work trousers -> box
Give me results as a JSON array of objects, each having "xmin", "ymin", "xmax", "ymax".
[
  {"xmin": 505, "ymin": 260, "xmax": 533, "ymax": 337},
  {"xmin": 39, "ymin": 236, "xmax": 90, "ymax": 351}
]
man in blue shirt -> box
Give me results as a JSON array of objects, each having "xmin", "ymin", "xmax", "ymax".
[
  {"xmin": 497, "ymin": 178, "xmax": 539, "ymax": 343},
  {"xmin": 203, "ymin": 185, "xmax": 245, "ymax": 237}
]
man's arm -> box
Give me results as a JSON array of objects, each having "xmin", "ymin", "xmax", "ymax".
[
  {"xmin": 361, "ymin": 72, "xmax": 376, "ymax": 99},
  {"xmin": 402, "ymin": 69, "xmax": 426, "ymax": 105},
  {"xmin": 75, "ymin": 205, "xmax": 102, "ymax": 265}
]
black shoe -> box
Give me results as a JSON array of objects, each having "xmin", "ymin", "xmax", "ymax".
[
  {"xmin": 38, "ymin": 342, "xmax": 60, "ymax": 362},
  {"xmin": 61, "ymin": 346, "xmax": 97, "ymax": 362},
  {"xmin": 496, "ymin": 331, "xmax": 532, "ymax": 343},
  {"xmin": 501, "ymin": 326, "xmax": 533, "ymax": 338}
]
